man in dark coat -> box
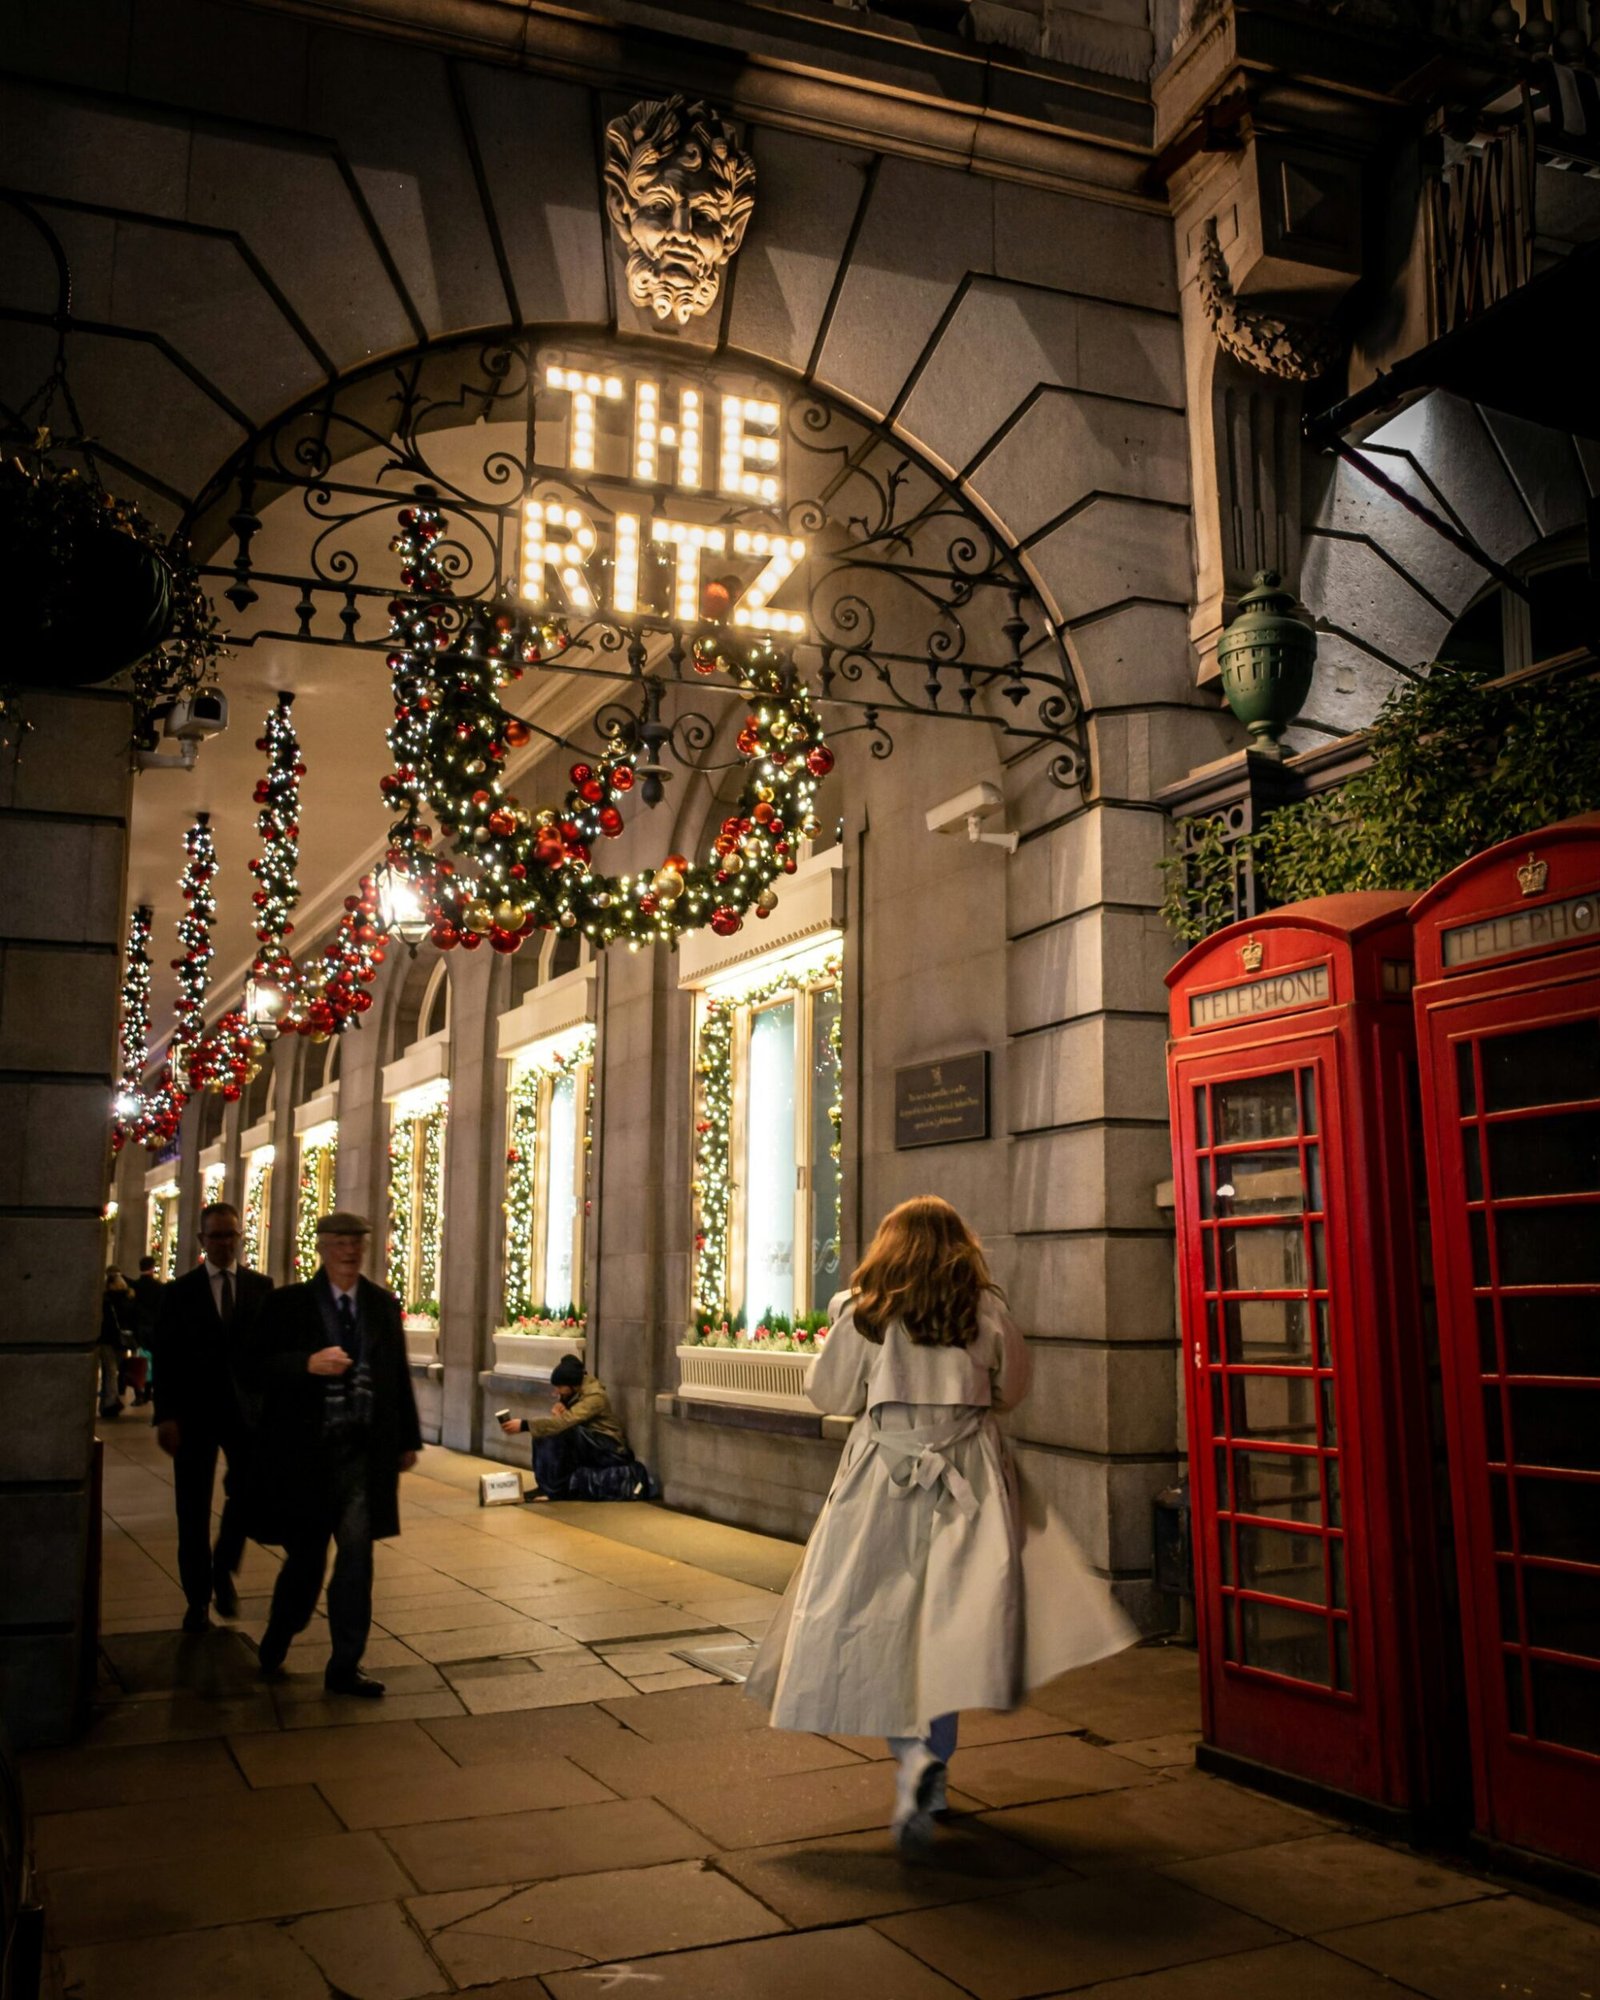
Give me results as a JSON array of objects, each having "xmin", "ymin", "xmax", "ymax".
[
  {"xmin": 151, "ymin": 1203, "xmax": 273, "ymax": 1632},
  {"xmin": 246, "ymin": 1210, "xmax": 421, "ymax": 1698}
]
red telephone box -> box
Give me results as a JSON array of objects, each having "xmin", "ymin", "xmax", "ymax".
[
  {"xmin": 1410, "ymin": 814, "xmax": 1600, "ymax": 1875},
  {"xmin": 1167, "ymin": 894, "xmax": 1457, "ymax": 1816}
]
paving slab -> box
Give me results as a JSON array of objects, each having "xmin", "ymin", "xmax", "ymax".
[
  {"xmin": 542, "ymin": 1923, "xmax": 974, "ymax": 1999},
  {"xmin": 1048, "ymin": 1936, "xmax": 1429, "ymax": 1999},
  {"xmin": 667, "ymin": 1758, "xmax": 979, "ymax": 1849},
  {"xmin": 454, "ymin": 1663, "xmax": 637, "ymax": 1713},
  {"xmin": 383, "ymin": 1795, "xmax": 712, "ymax": 1892},
  {"xmin": 979, "ymin": 1770, "xmax": 1325, "ymax": 1875},
  {"xmin": 628, "ymin": 1666, "xmax": 723, "ymax": 1690},
  {"xmin": 713, "ymin": 1820, "xmax": 1066, "ymax": 1928},
  {"xmin": 76, "ymin": 1691, "xmax": 283, "ymax": 1746},
  {"xmin": 446, "ymin": 1856, "xmax": 788, "ymax": 1959},
  {"xmin": 279, "ymin": 1688, "xmax": 466, "ymax": 1728},
  {"xmin": 872, "ymin": 1872, "xmax": 1286, "ymax": 2000},
  {"xmin": 1029, "ymin": 1646, "xmax": 1203, "ymax": 1745},
  {"xmin": 403, "ymin": 1617, "xmax": 571, "ymax": 1661},
  {"xmin": 1322, "ymin": 1890, "xmax": 1600, "ymax": 2000},
  {"xmin": 948, "ymin": 1732, "xmax": 1156, "ymax": 1807},
  {"xmin": 560, "ymin": 1715, "xmax": 865, "ymax": 1801},
  {"xmin": 20, "ymin": 1737, "xmax": 245, "ymax": 1814},
  {"xmin": 288, "ymin": 1901, "xmax": 445, "ymax": 1999},
  {"xmin": 405, "ymin": 1884, "xmax": 516, "ymax": 1934},
  {"xmin": 32, "ymin": 1781, "xmax": 340, "ymax": 1872},
  {"xmin": 1165, "ymin": 1831, "xmax": 1503, "ymax": 1937},
  {"xmin": 422, "ymin": 1703, "xmax": 636, "ymax": 1767},
  {"xmin": 545, "ymin": 1605, "xmax": 729, "ymax": 1643},
  {"xmin": 232, "ymin": 1718, "xmax": 459, "ymax": 1789},
  {"xmin": 319, "ymin": 1751, "xmax": 617, "ymax": 1827},
  {"xmin": 427, "ymin": 1928, "xmax": 587, "ymax": 1985},
  {"xmin": 596, "ymin": 1682, "xmax": 768, "ymax": 1742},
  {"xmin": 42, "ymin": 1828, "xmax": 414, "ymax": 1948},
  {"xmin": 55, "ymin": 1919, "xmax": 332, "ymax": 2000}
]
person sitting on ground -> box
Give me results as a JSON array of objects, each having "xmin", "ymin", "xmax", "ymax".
[{"xmin": 500, "ymin": 1356, "xmax": 650, "ymax": 1500}]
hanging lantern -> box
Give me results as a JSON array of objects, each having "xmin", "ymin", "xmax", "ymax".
[
  {"xmin": 372, "ymin": 861, "xmax": 433, "ymax": 955},
  {"xmin": 243, "ymin": 974, "xmax": 286, "ymax": 1043}
]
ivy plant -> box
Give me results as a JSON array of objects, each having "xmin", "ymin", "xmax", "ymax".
[{"xmin": 1163, "ymin": 665, "xmax": 1600, "ymax": 943}]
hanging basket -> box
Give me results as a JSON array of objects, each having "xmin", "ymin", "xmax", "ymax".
[{"xmin": 0, "ymin": 460, "xmax": 175, "ymax": 689}]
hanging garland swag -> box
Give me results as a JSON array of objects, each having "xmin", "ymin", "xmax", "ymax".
[{"xmin": 381, "ymin": 503, "xmax": 833, "ymax": 955}]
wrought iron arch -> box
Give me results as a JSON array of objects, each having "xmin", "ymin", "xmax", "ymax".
[{"xmin": 187, "ymin": 327, "xmax": 1090, "ymax": 796}]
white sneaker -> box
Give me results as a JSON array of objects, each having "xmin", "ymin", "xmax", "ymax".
[{"xmin": 892, "ymin": 1748, "xmax": 945, "ymax": 1857}]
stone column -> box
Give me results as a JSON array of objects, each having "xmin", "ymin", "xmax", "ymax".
[
  {"xmin": 175, "ymin": 1092, "xmax": 204, "ymax": 1269},
  {"xmin": 438, "ymin": 949, "xmax": 498, "ymax": 1453},
  {"xmin": 266, "ymin": 1034, "xmax": 300, "ymax": 1283},
  {"xmin": 333, "ymin": 962, "xmax": 391, "ymax": 1235},
  {"xmin": 0, "ymin": 686, "xmax": 134, "ymax": 1747}
]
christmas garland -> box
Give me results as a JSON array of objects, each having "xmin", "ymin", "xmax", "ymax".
[
  {"xmin": 170, "ymin": 813, "xmax": 218, "ymax": 1082},
  {"xmin": 201, "ymin": 1162, "xmax": 226, "ymax": 1207},
  {"xmin": 112, "ymin": 905, "xmax": 155, "ymax": 1151},
  {"xmin": 691, "ymin": 950, "xmax": 842, "ymax": 1323},
  {"xmin": 501, "ymin": 1032, "xmax": 596, "ymax": 1323},
  {"xmin": 387, "ymin": 1092, "xmax": 447, "ymax": 1311},
  {"xmin": 381, "ymin": 502, "xmax": 832, "ymax": 956},
  {"xmin": 242, "ymin": 1151, "xmax": 272, "ymax": 1269},
  {"xmin": 295, "ymin": 1130, "xmax": 337, "ymax": 1279},
  {"xmin": 248, "ymin": 691, "xmax": 303, "ymax": 1018}
]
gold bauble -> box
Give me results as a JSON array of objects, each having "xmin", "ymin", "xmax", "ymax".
[
  {"xmin": 559, "ymin": 910, "xmax": 578, "ymax": 928},
  {"xmin": 755, "ymin": 887, "xmax": 779, "ymax": 913},
  {"xmin": 463, "ymin": 900, "xmax": 494, "ymax": 935},
  {"xmin": 493, "ymin": 900, "xmax": 525, "ymax": 930},
  {"xmin": 654, "ymin": 866, "xmax": 686, "ymax": 902}
]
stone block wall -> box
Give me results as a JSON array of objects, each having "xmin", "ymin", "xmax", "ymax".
[{"xmin": 0, "ymin": 687, "xmax": 133, "ymax": 1747}]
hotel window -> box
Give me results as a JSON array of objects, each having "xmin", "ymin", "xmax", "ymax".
[
  {"xmin": 502, "ymin": 1027, "xmax": 595, "ymax": 1325},
  {"xmin": 692, "ymin": 938, "xmax": 842, "ymax": 1332},
  {"xmin": 295, "ymin": 1122, "xmax": 339, "ymax": 1280},
  {"xmin": 242, "ymin": 1146, "xmax": 274, "ymax": 1270},
  {"xmin": 387, "ymin": 1080, "xmax": 448, "ymax": 1318},
  {"xmin": 146, "ymin": 1182, "xmax": 180, "ymax": 1278}
]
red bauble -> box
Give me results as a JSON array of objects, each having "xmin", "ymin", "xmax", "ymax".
[
  {"xmin": 570, "ymin": 763, "xmax": 592, "ymax": 786},
  {"xmin": 504, "ymin": 717, "xmax": 531, "ymax": 747},
  {"xmin": 488, "ymin": 808, "xmax": 517, "ymax": 837},
  {"xmin": 471, "ymin": 788, "xmax": 491, "ymax": 807},
  {"xmin": 353, "ymin": 990, "xmax": 374, "ymax": 1012},
  {"xmin": 598, "ymin": 806, "xmax": 624, "ymax": 837},
  {"xmin": 432, "ymin": 926, "xmax": 459, "ymax": 951},
  {"xmin": 579, "ymin": 778, "xmax": 604, "ymax": 805},
  {"xmin": 461, "ymin": 930, "xmax": 484, "ymax": 950},
  {"xmin": 489, "ymin": 929, "xmax": 519, "ymax": 953},
  {"xmin": 638, "ymin": 894, "xmax": 658, "ymax": 917},
  {"xmin": 611, "ymin": 765, "xmax": 635, "ymax": 792},
  {"xmin": 753, "ymin": 802, "xmax": 774, "ymax": 825},
  {"xmin": 701, "ymin": 579, "xmax": 732, "ymax": 622},
  {"xmin": 710, "ymin": 907, "xmax": 742, "ymax": 937},
  {"xmin": 806, "ymin": 744, "xmax": 835, "ymax": 777}
]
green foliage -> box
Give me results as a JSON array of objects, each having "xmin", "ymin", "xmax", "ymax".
[{"xmin": 1164, "ymin": 665, "xmax": 1600, "ymax": 943}]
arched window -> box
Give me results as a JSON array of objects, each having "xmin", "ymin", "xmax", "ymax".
[
  {"xmin": 419, "ymin": 961, "xmax": 451, "ymax": 1042},
  {"xmin": 1443, "ymin": 534, "xmax": 1591, "ymax": 677}
]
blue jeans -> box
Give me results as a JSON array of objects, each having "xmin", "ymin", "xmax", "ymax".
[{"xmin": 889, "ymin": 1712, "xmax": 958, "ymax": 1766}]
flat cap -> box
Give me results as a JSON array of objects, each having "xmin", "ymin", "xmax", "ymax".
[{"xmin": 316, "ymin": 1210, "xmax": 372, "ymax": 1237}]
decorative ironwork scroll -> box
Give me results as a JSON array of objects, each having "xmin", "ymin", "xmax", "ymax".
[{"xmin": 187, "ymin": 333, "xmax": 1088, "ymax": 792}]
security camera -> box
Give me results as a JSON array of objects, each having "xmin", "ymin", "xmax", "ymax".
[
  {"xmin": 923, "ymin": 781, "xmax": 1018, "ymax": 854},
  {"xmin": 164, "ymin": 689, "xmax": 229, "ymax": 742}
]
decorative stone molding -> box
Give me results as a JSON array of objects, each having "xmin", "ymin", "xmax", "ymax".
[
  {"xmin": 492, "ymin": 1329, "xmax": 586, "ymax": 1378},
  {"xmin": 1195, "ymin": 218, "xmax": 1342, "ymax": 382},
  {"xmin": 603, "ymin": 96, "xmax": 755, "ymax": 326}
]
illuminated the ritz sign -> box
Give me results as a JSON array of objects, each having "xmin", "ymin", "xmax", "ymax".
[{"xmin": 520, "ymin": 366, "xmax": 807, "ymax": 637}]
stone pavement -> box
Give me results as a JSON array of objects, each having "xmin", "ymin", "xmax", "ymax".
[{"xmin": 24, "ymin": 1424, "xmax": 1600, "ymax": 1999}]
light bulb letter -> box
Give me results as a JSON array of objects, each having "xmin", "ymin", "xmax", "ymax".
[
  {"xmin": 719, "ymin": 395, "xmax": 781, "ymax": 503},
  {"xmin": 653, "ymin": 518, "xmax": 727, "ymax": 624},
  {"xmin": 544, "ymin": 366, "xmax": 623, "ymax": 474},
  {"xmin": 633, "ymin": 378, "xmax": 703, "ymax": 492},
  {"xmin": 520, "ymin": 495, "xmax": 600, "ymax": 616},
  {"xmin": 731, "ymin": 530, "xmax": 807, "ymax": 636}
]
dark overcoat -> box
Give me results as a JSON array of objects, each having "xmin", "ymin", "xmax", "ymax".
[
  {"xmin": 243, "ymin": 1271, "xmax": 421, "ymax": 1544},
  {"xmin": 151, "ymin": 1263, "xmax": 273, "ymax": 1437}
]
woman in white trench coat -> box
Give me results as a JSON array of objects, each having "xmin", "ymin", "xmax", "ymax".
[{"xmin": 746, "ymin": 1196, "xmax": 1136, "ymax": 1852}]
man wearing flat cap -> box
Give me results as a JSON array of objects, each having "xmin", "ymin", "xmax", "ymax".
[{"xmin": 245, "ymin": 1210, "xmax": 421, "ymax": 1697}]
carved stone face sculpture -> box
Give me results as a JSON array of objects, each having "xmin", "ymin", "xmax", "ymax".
[{"xmin": 603, "ymin": 96, "xmax": 756, "ymax": 326}]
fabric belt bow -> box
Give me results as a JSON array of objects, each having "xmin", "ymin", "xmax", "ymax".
[{"xmin": 873, "ymin": 1417, "xmax": 985, "ymax": 1522}]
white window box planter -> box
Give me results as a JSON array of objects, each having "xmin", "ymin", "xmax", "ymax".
[
  {"xmin": 676, "ymin": 1342, "xmax": 815, "ymax": 1413},
  {"xmin": 492, "ymin": 1329, "xmax": 586, "ymax": 1377},
  {"xmin": 403, "ymin": 1315, "xmax": 439, "ymax": 1365}
]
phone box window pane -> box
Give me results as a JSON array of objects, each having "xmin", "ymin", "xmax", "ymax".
[
  {"xmin": 1300, "ymin": 1070, "xmax": 1318, "ymax": 1137},
  {"xmin": 1464, "ymin": 1131, "xmax": 1484, "ymax": 1203},
  {"xmin": 1523, "ymin": 1566, "xmax": 1600, "ymax": 1662},
  {"xmin": 1509, "ymin": 1386, "xmax": 1600, "ymax": 1472},
  {"xmin": 1320, "ymin": 1378, "xmax": 1339, "ymax": 1448},
  {"xmin": 1497, "ymin": 1562, "xmax": 1522, "ymax": 1642},
  {"xmin": 1529, "ymin": 1656, "xmax": 1600, "ymax": 1756},
  {"xmin": 1334, "ymin": 1620, "xmax": 1353, "ymax": 1691},
  {"xmin": 1224, "ymin": 1296, "xmax": 1312, "ymax": 1365},
  {"xmin": 1219, "ymin": 1524, "xmax": 1234, "ymax": 1584},
  {"xmin": 1194, "ymin": 1086, "xmax": 1209, "ymax": 1149},
  {"xmin": 1490, "ymin": 1111, "xmax": 1600, "ymax": 1200},
  {"xmin": 1238, "ymin": 1523, "xmax": 1327, "ymax": 1605},
  {"xmin": 1315, "ymin": 1301, "xmax": 1332, "ymax": 1368},
  {"xmin": 1215, "ymin": 1151, "xmax": 1305, "ymax": 1217},
  {"xmin": 1501, "ymin": 1294, "xmax": 1600, "ymax": 1378},
  {"xmin": 1229, "ymin": 1373, "xmax": 1318, "ymax": 1445},
  {"xmin": 1214, "ymin": 1447, "xmax": 1230, "ymax": 1511},
  {"xmin": 1483, "ymin": 1389, "xmax": 1506, "ymax": 1464},
  {"xmin": 1235, "ymin": 1449, "xmax": 1321, "ymax": 1523},
  {"xmin": 1215, "ymin": 1073, "xmax": 1299, "ymax": 1145},
  {"xmin": 1209, "ymin": 1372, "xmax": 1226, "ymax": 1439},
  {"xmin": 1326, "ymin": 1457, "xmax": 1343, "ymax": 1527},
  {"xmin": 1305, "ymin": 1147, "xmax": 1323, "ymax": 1216},
  {"xmin": 1504, "ymin": 1655, "xmax": 1528, "ymax": 1735},
  {"xmin": 1494, "ymin": 1207, "xmax": 1600, "ymax": 1289},
  {"xmin": 1470, "ymin": 1211, "xmax": 1491, "ymax": 1287},
  {"xmin": 1202, "ymin": 1230, "xmax": 1217, "ymax": 1294},
  {"xmin": 1330, "ymin": 1539, "xmax": 1348, "ymax": 1610},
  {"xmin": 1477, "ymin": 1296, "xmax": 1499, "ymax": 1373},
  {"xmin": 1489, "ymin": 1473, "xmax": 1512, "ymax": 1551},
  {"xmin": 1221, "ymin": 1226, "xmax": 1307, "ymax": 1293},
  {"xmin": 1516, "ymin": 1475, "xmax": 1600, "ymax": 1563},
  {"xmin": 1310, "ymin": 1222, "xmax": 1327, "ymax": 1290},
  {"xmin": 1457, "ymin": 1042, "xmax": 1478, "ymax": 1117},
  {"xmin": 1239, "ymin": 1599, "xmax": 1331, "ymax": 1686},
  {"xmin": 1482, "ymin": 1021, "xmax": 1600, "ymax": 1114}
]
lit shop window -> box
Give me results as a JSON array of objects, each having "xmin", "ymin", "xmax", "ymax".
[
  {"xmin": 295, "ymin": 1122, "xmax": 339, "ymax": 1280},
  {"xmin": 387, "ymin": 1080, "xmax": 447, "ymax": 1320},
  {"xmin": 242, "ymin": 1146, "xmax": 274, "ymax": 1271},
  {"xmin": 693, "ymin": 940, "xmax": 842, "ymax": 1331},
  {"xmin": 201, "ymin": 1162, "xmax": 226, "ymax": 1208},
  {"xmin": 146, "ymin": 1181, "xmax": 180, "ymax": 1278},
  {"xmin": 502, "ymin": 1027, "xmax": 596, "ymax": 1326}
]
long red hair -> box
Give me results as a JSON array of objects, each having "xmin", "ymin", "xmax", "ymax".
[{"xmin": 849, "ymin": 1196, "xmax": 995, "ymax": 1347}]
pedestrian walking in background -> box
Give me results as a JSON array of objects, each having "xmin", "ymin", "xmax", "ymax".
[
  {"xmin": 98, "ymin": 1268, "xmax": 134, "ymax": 1419},
  {"xmin": 499, "ymin": 1355, "xmax": 652, "ymax": 1500},
  {"xmin": 151, "ymin": 1203, "xmax": 273, "ymax": 1633},
  {"xmin": 747, "ymin": 1195, "xmax": 1135, "ymax": 1854},
  {"xmin": 247, "ymin": 1212, "xmax": 420, "ymax": 1698}
]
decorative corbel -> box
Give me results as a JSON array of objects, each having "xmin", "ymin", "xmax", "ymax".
[{"xmin": 1195, "ymin": 218, "xmax": 1343, "ymax": 382}]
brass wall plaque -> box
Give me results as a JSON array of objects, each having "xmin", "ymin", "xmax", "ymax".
[{"xmin": 894, "ymin": 1052, "xmax": 990, "ymax": 1149}]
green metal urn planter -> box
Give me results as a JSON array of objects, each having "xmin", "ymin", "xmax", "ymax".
[{"xmin": 1216, "ymin": 570, "xmax": 1317, "ymax": 758}]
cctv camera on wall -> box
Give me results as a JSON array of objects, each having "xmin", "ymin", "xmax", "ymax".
[{"xmin": 924, "ymin": 781, "xmax": 1018, "ymax": 854}]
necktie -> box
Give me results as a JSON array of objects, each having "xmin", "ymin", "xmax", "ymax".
[
  {"xmin": 218, "ymin": 1270, "xmax": 234, "ymax": 1326},
  {"xmin": 337, "ymin": 1292, "xmax": 357, "ymax": 1355}
]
